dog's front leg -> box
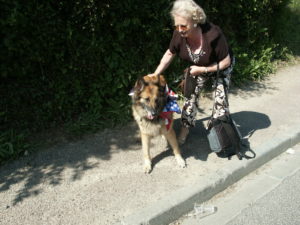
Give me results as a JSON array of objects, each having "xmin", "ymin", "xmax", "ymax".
[
  {"xmin": 141, "ymin": 133, "xmax": 152, "ymax": 173},
  {"xmin": 164, "ymin": 128, "xmax": 186, "ymax": 168}
]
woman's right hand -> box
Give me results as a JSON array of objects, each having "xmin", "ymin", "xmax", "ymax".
[
  {"xmin": 189, "ymin": 65, "xmax": 208, "ymax": 76},
  {"xmin": 148, "ymin": 73, "xmax": 158, "ymax": 77}
]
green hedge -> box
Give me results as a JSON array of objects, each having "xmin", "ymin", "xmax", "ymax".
[{"xmin": 0, "ymin": 0, "xmax": 290, "ymax": 161}]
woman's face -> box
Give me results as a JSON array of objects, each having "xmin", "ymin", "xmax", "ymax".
[{"xmin": 173, "ymin": 15, "xmax": 194, "ymax": 38}]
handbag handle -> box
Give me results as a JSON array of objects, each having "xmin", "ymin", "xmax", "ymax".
[{"xmin": 210, "ymin": 63, "xmax": 221, "ymax": 119}]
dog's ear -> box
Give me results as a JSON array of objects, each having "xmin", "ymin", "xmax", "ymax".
[
  {"xmin": 134, "ymin": 77, "xmax": 147, "ymax": 93},
  {"xmin": 154, "ymin": 75, "xmax": 167, "ymax": 93},
  {"xmin": 157, "ymin": 75, "xmax": 166, "ymax": 87}
]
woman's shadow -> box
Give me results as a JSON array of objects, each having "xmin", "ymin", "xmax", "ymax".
[{"xmin": 152, "ymin": 111, "xmax": 271, "ymax": 166}]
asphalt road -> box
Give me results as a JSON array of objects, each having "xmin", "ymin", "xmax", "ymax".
[
  {"xmin": 226, "ymin": 164, "xmax": 300, "ymax": 225},
  {"xmin": 172, "ymin": 143, "xmax": 300, "ymax": 225}
]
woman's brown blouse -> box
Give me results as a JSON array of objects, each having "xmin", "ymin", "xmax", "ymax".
[{"xmin": 169, "ymin": 22, "xmax": 229, "ymax": 66}]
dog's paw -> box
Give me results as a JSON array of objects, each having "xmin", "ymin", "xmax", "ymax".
[
  {"xmin": 143, "ymin": 160, "xmax": 152, "ymax": 174},
  {"xmin": 175, "ymin": 155, "xmax": 186, "ymax": 168}
]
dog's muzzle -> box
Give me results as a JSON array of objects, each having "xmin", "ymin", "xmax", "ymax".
[{"xmin": 143, "ymin": 105, "xmax": 158, "ymax": 120}]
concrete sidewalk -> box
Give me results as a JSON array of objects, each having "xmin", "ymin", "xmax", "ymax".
[
  {"xmin": 121, "ymin": 64, "xmax": 300, "ymax": 225},
  {"xmin": 1, "ymin": 64, "xmax": 300, "ymax": 225}
]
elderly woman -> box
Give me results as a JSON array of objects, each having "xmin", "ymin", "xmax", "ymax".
[{"xmin": 152, "ymin": 0, "xmax": 234, "ymax": 144}]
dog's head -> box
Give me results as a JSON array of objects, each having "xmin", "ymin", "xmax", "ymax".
[{"xmin": 132, "ymin": 75, "xmax": 167, "ymax": 120}]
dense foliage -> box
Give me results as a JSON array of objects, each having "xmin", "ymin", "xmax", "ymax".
[{"xmin": 0, "ymin": 0, "xmax": 293, "ymax": 161}]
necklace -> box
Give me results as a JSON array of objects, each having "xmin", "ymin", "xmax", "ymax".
[{"xmin": 186, "ymin": 32, "xmax": 206, "ymax": 64}]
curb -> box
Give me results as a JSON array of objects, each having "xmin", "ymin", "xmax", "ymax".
[{"xmin": 120, "ymin": 125, "xmax": 300, "ymax": 225}]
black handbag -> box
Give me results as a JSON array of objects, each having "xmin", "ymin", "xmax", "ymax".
[
  {"xmin": 207, "ymin": 64, "xmax": 255, "ymax": 160},
  {"xmin": 183, "ymin": 67, "xmax": 198, "ymax": 98},
  {"xmin": 207, "ymin": 115, "xmax": 243, "ymax": 159},
  {"xmin": 178, "ymin": 67, "xmax": 197, "ymax": 98}
]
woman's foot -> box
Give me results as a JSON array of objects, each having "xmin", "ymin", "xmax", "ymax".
[{"xmin": 178, "ymin": 127, "xmax": 189, "ymax": 145}]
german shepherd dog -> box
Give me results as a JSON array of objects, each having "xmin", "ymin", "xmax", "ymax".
[{"xmin": 131, "ymin": 75, "xmax": 186, "ymax": 173}]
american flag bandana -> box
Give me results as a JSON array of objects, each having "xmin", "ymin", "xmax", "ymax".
[{"xmin": 160, "ymin": 85, "xmax": 181, "ymax": 130}]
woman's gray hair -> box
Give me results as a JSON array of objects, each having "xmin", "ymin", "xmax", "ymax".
[{"xmin": 170, "ymin": 0, "xmax": 207, "ymax": 24}]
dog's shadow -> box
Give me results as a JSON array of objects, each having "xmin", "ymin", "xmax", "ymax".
[{"xmin": 152, "ymin": 111, "xmax": 271, "ymax": 167}]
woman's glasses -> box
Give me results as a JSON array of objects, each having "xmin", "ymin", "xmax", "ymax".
[{"xmin": 173, "ymin": 24, "xmax": 188, "ymax": 31}]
